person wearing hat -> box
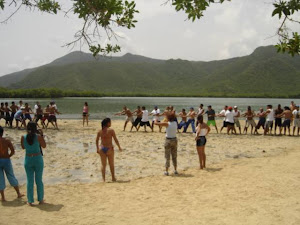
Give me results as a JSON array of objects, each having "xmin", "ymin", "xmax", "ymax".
[
  {"xmin": 218, "ymin": 105, "xmax": 228, "ymax": 133},
  {"xmin": 233, "ymin": 106, "xmax": 241, "ymax": 134},
  {"xmin": 205, "ymin": 105, "xmax": 218, "ymax": 133},
  {"xmin": 292, "ymin": 105, "xmax": 300, "ymax": 136},
  {"xmin": 184, "ymin": 107, "xmax": 196, "ymax": 133}
]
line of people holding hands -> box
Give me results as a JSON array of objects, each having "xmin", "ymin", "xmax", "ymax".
[
  {"xmin": 0, "ymin": 101, "xmax": 61, "ymax": 130},
  {"xmin": 116, "ymin": 101, "xmax": 300, "ymax": 136}
]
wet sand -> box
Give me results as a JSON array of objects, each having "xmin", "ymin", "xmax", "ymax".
[{"xmin": 1, "ymin": 119, "xmax": 300, "ymax": 224}]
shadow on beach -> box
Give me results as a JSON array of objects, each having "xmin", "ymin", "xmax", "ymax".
[
  {"xmin": 36, "ymin": 203, "xmax": 64, "ymax": 212},
  {"xmin": 205, "ymin": 168, "xmax": 222, "ymax": 172},
  {"xmin": 107, "ymin": 180, "xmax": 131, "ymax": 184},
  {"xmin": 171, "ymin": 173, "xmax": 194, "ymax": 178},
  {"xmin": 1, "ymin": 198, "xmax": 26, "ymax": 207}
]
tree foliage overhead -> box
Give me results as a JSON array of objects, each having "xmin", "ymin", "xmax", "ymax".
[{"xmin": 0, "ymin": 0, "xmax": 299, "ymax": 56}]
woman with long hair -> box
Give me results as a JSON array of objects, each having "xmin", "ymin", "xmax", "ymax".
[
  {"xmin": 96, "ymin": 118, "xmax": 122, "ymax": 182},
  {"xmin": 195, "ymin": 115, "xmax": 210, "ymax": 170},
  {"xmin": 82, "ymin": 102, "xmax": 89, "ymax": 127},
  {"xmin": 21, "ymin": 122, "xmax": 46, "ymax": 206}
]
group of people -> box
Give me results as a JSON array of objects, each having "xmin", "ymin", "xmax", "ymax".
[
  {"xmin": 115, "ymin": 101, "xmax": 300, "ymax": 136},
  {"xmin": 0, "ymin": 122, "xmax": 46, "ymax": 205},
  {"xmin": 1, "ymin": 99, "xmax": 299, "ymax": 205},
  {"xmin": 0, "ymin": 100, "xmax": 61, "ymax": 130}
]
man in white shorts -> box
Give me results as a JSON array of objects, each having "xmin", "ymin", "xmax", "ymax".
[
  {"xmin": 264, "ymin": 105, "xmax": 275, "ymax": 135},
  {"xmin": 233, "ymin": 106, "xmax": 241, "ymax": 134},
  {"xmin": 292, "ymin": 105, "xmax": 300, "ymax": 136},
  {"xmin": 150, "ymin": 106, "xmax": 161, "ymax": 132},
  {"xmin": 115, "ymin": 106, "xmax": 134, "ymax": 131}
]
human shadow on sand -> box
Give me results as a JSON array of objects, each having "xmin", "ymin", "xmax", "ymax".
[
  {"xmin": 36, "ymin": 203, "xmax": 64, "ymax": 212},
  {"xmin": 171, "ymin": 173, "xmax": 194, "ymax": 178},
  {"xmin": 205, "ymin": 168, "xmax": 222, "ymax": 172},
  {"xmin": 107, "ymin": 180, "xmax": 131, "ymax": 184},
  {"xmin": 1, "ymin": 198, "xmax": 27, "ymax": 207}
]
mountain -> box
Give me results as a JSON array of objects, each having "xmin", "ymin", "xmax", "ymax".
[{"xmin": 1, "ymin": 46, "xmax": 300, "ymax": 97}]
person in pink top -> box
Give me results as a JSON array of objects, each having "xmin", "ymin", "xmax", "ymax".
[{"xmin": 82, "ymin": 102, "xmax": 89, "ymax": 127}]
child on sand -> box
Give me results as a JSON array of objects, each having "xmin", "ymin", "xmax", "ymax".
[
  {"xmin": 0, "ymin": 126, "xmax": 24, "ymax": 201},
  {"xmin": 96, "ymin": 118, "xmax": 122, "ymax": 182}
]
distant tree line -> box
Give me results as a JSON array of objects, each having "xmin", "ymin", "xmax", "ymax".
[{"xmin": 0, "ymin": 88, "xmax": 299, "ymax": 99}]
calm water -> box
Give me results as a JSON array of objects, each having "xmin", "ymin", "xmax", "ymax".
[{"xmin": 1, "ymin": 97, "xmax": 298, "ymax": 119}]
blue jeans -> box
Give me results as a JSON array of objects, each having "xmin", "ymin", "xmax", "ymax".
[
  {"xmin": 24, "ymin": 155, "xmax": 44, "ymax": 203},
  {"xmin": 0, "ymin": 159, "xmax": 19, "ymax": 190},
  {"xmin": 178, "ymin": 121, "xmax": 186, "ymax": 130},
  {"xmin": 184, "ymin": 119, "xmax": 196, "ymax": 133}
]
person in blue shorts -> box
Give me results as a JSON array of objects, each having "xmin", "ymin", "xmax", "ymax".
[{"xmin": 0, "ymin": 126, "xmax": 24, "ymax": 201}]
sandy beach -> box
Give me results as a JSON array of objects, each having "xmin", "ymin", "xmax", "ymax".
[{"xmin": 1, "ymin": 119, "xmax": 300, "ymax": 225}]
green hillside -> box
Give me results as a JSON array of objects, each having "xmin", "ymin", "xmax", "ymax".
[{"xmin": 1, "ymin": 46, "xmax": 300, "ymax": 97}]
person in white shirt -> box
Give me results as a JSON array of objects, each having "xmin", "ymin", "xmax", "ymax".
[
  {"xmin": 150, "ymin": 106, "xmax": 161, "ymax": 132},
  {"xmin": 197, "ymin": 104, "xmax": 205, "ymax": 116},
  {"xmin": 218, "ymin": 105, "xmax": 228, "ymax": 133},
  {"xmin": 225, "ymin": 107, "xmax": 236, "ymax": 135},
  {"xmin": 33, "ymin": 101, "xmax": 39, "ymax": 121},
  {"xmin": 233, "ymin": 106, "xmax": 241, "ymax": 134},
  {"xmin": 292, "ymin": 105, "xmax": 300, "ymax": 136},
  {"xmin": 138, "ymin": 106, "xmax": 152, "ymax": 132},
  {"xmin": 264, "ymin": 105, "xmax": 275, "ymax": 135},
  {"xmin": 154, "ymin": 113, "xmax": 178, "ymax": 176}
]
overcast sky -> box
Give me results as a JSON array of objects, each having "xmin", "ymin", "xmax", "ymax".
[{"xmin": 0, "ymin": 0, "xmax": 295, "ymax": 76}]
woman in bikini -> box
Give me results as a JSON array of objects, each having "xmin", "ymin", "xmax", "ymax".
[
  {"xmin": 195, "ymin": 115, "xmax": 210, "ymax": 170},
  {"xmin": 82, "ymin": 102, "xmax": 89, "ymax": 127},
  {"xmin": 96, "ymin": 118, "xmax": 122, "ymax": 182}
]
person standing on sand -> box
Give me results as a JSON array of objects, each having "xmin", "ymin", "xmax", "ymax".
[
  {"xmin": 21, "ymin": 122, "xmax": 46, "ymax": 206},
  {"xmin": 115, "ymin": 106, "xmax": 134, "ymax": 131},
  {"xmin": 290, "ymin": 101, "xmax": 296, "ymax": 112},
  {"xmin": 274, "ymin": 104, "xmax": 283, "ymax": 135},
  {"xmin": 82, "ymin": 102, "xmax": 89, "ymax": 127},
  {"xmin": 35, "ymin": 104, "xmax": 45, "ymax": 129},
  {"xmin": 96, "ymin": 118, "xmax": 122, "ymax": 182},
  {"xmin": 242, "ymin": 106, "xmax": 256, "ymax": 134},
  {"xmin": 292, "ymin": 105, "xmax": 300, "ymax": 136},
  {"xmin": 178, "ymin": 108, "xmax": 187, "ymax": 131},
  {"xmin": 14, "ymin": 107, "xmax": 26, "ymax": 129},
  {"xmin": 254, "ymin": 108, "xmax": 266, "ymax": 135},
  {"xmin": 280, "ymin": 107, "xmax": 293, "ymax": 136},
  {"xmin": 205, "ymin": 105, "xmax": 218, "ymax": 133},
  {"xmin": 150, "ymin": 106, "xmax": 161, "ymax": 132},
  {"xmin": 264, "ymin": 105, "xmax": 275, "ymax": 135},
  {"xmin": 138, "ymin": 106, "xmax": 152, "ymax": 132},
  {"xmin": 0, "ymin": 103, "xmax": 5, "ymax": 123},
  {"xmin": 10, "ymin": 102, "xmax": 18, "ymax": 128},
  {"xmin": 233, "ymin": 106, "xmax": 241, "ymax": 134},
  {"xmin": 4, "ymin": 102, "xmax": 11, "ymax": 127},
  {"xmin": 224, "ymin": 107, "xmax": 236, "ymax": 135},
  {"xmin": 195, "ymin": 115, "xmax": 210, "ymax": 170},
  {"xmin": 24, "ymin": 103, "xmax": 33, "ymax": 122},
  {"xmin": 218, "ymin": 105, "xmax": 228, "ymax": 133},
  {"xmin": 197, "ymin": 104, "xmax": 205, "ymax": 116},
  {"xmin": 47, "ymin": 102, "xmax": 61, "ymax": 130},
  {"xmin": 184, "ymin": 107, "xmax": 196, "ymax": 133},
  {"xmin": 131, "ymin": 106, "xmax": 142, "ymax": 132},
  {"xmin": 155, "ymin": 113, "xmax": 178, "ymax": 176},
  {"xmin": 0, "ymin": 126, "xmax": 24, "ymax": 201}
]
